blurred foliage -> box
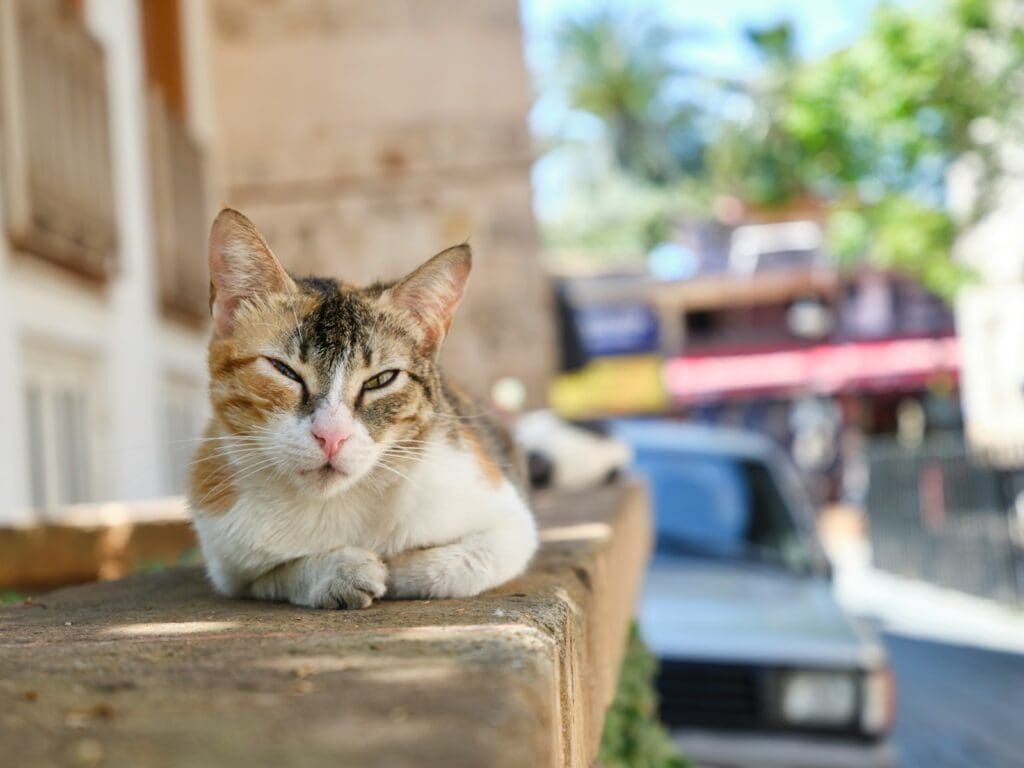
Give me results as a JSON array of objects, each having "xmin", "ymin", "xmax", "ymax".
[
  {"xmin": 708, "ymin": 21, "xmax": 806, "ymax": 208},
  {"xmin": 784, "ymin": 0, "xmax": 1019, "ymax": 297},
  {"xmin": 540, "ymin": 164, "xmax": 709, "ymax": 268},
  {"xmin": 130, "ymin": 546, "xmax": 202, "ymax": 575},
  {"xmin": 542, "ymin": 0, "xmax": 1024, "ymax": 297},
  {"xmin": 599, "ymin": 624, "xmax": 691, "ymax": 768},
  {"xmin": 556, "ymin": 11, "xmax": 707, "ymax": 184},
  {"xmin": 1, "ymin": 589, "xmax": 23, "ymax": 604},
  {"xmin": 710, "ymin": 0, "xmax": 1024, "ymax": 297},
  {"xmin": 826, "ymin": 195, "xmax": 973, "ymax": 299},
  {"xmin": 177, "ymin": 545, "xmax": 203, "ymax": 566}
]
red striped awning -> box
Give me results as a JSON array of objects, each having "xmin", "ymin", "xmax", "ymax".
[{"xmin": 663, "ymin": 336, "xmax": 960, "ymax": 403}]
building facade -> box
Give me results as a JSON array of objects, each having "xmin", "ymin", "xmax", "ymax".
[{"xmin": 0, "ymin": 0, "xmax": 552, "ymax": 524}]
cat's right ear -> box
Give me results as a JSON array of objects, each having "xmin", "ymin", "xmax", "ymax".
[{"xmin": 208, "ymin": 208, "xmax": 295, "ymax": 336}]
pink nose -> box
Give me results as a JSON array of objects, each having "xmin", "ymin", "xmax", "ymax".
[{"xmin": 312, "ymin": 426, "xmax": 349, "ymax": 460}]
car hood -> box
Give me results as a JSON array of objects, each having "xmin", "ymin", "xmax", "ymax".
[{"xmin": 639, "ymin": 558, "xmax": 884, "ymax": 669}]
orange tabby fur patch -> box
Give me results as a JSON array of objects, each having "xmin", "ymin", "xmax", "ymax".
[{"xmin": 208, "ymin": 345, "xmax": 298, "ymax": 432}]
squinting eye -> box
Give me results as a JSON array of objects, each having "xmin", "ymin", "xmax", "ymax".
[
  {"xmin": 362, "ymin": 370, "xmax": 399, "ymax": 391},
  {"xmin": 265, "ymin": 357, "xmax": 305, "ymax": 387}
]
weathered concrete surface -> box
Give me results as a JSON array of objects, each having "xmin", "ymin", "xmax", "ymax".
[{"xmin": 0, "ymin": 482, "xmax": 650, "ymax": 768}]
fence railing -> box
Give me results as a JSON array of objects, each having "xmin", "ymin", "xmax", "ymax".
[
  {"xmin": 148, "ymin": 92, "xmax": 209, "ymax": 320},
  {"xmin": 0, "ymin": 0, "xmax": 117, "ymax": 278},
  {"xmin": 865, "ymin": 436, "xmax": 1023, "ymax": 605}
]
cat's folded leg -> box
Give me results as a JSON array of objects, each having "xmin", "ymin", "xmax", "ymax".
[
  {"xmin": 385, "ymin": 508, "xmax": 538, "ymax": 600},
  {"xmin": 246, "ymin": 547, "xmax": 388, "ymax": 609}
]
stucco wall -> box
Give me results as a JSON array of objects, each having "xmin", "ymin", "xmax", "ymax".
[{"xmin": 207, "ymin": 0, "xmax": 555, "ymax": 404}]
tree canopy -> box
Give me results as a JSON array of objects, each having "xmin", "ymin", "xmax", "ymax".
[
  {"xmin": 555, "ymin": 10, "xmax": 707, "ymax": 183},
  {"xmin": 540, "ymin": 0, "xmax": 1024, "ymax": 298}
]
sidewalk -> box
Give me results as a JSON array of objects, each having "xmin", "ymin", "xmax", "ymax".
[{"xmin": 828, "ymin": 537, "xmax": 1024, "ymax": 655}]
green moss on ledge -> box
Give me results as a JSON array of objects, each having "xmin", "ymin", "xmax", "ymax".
[{"xmin": 599, "ymin": 624, "xmax": 691, "ymax": 768}]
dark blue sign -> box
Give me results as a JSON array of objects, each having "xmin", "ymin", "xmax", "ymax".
[{"xmin": 574, "ymin": 304, "xmax": 660, "ymax": 357}]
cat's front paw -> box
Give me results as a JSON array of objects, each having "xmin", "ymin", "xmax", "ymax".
[
  {"xmin": 385, "ymin": 545, "xmax": 488, "ymax": 600},
  {"xmin": 307, "ymin": 549, "xmax": 387, "ymax": 610}
]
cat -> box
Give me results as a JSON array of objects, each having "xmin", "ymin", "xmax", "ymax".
[{"xmin": 188, "ymin": 208, "xmax": 538, "ymax": 609}]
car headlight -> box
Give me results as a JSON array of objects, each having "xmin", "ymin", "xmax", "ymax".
[{"xmin": 780, "ymin": 670, "xmax": 858, "ymax": 727}]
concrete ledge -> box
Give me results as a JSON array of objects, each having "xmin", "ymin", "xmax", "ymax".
[
  {"xmin": 0, "ymin": 498, "xmax": 194, "ymax": 589},
  {"xmin": 0, "ymin": 481, "xmax": 650, "ymax": 768}
]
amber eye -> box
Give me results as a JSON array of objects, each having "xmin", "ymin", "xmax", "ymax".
[
  {"xmin": 265, "ymin": 357, "xmax": 305, "ymax": 387},
  {"xmin": 362, "ymin": 370, "xmax": 399, "ymax": 391}
]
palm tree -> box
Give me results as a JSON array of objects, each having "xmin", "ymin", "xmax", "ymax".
[
  {"xmin": 555, "ymin": 10, "xmax": 704, "ymax": 183},
  {"xmin": 707, "ymin": 21, "xmax": 810, "ymax": 207}
]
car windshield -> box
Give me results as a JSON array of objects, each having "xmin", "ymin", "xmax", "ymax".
[{"xmin": 637, "ymin": 450, "xmax": 813, "ymax": 573}]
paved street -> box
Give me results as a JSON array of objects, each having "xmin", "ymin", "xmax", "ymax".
[
  {"xmin": 884, "ymin": 633, "xmax": 1024, "ymax": 768},
  {"xmin": 828, "ymin": 542, "xmax": 1024, "ymax": 768}
]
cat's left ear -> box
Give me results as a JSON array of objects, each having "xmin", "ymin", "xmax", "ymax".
[
  {"xmin": 208, "ymin": 208, "xmax": 296, "ymax": 336},
  {"xmin": 383, "ymin": 244, "xmax": 471, "ymax": 348}
]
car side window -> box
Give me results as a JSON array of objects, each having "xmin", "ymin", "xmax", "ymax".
[
  {"xmin": 637, "ymin": 449, "xmax": 810, "ymax": 570},
  {"xmin": 740, "ymin": 460, "xmax": 808, "ymax": 569}
]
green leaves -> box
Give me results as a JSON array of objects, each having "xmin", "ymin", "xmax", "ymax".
[
  {"xmin": 555, "ymin": 11, "xmax": 707, "ymax": 183},
  {"xmin": 711, "ymin": 0, "xmax": 1015, "ymax": 298},
  {"xmin": 745, "ymin": 22, "xmax": 797, "ymax": 68},
  {"xmin": 542, "ymin": 0, "xmax": 1019, "ymax": 297},
  {"xmin": 826, "ymin": 198, "xmax": 976, "ymax": 300},
  {"xmin": 599, "ymin": 624, "xmax": 691, "ymax": 768}
]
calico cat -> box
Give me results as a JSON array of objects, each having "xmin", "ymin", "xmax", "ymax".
[{"xmin": 189, "ymin": 209, "xmax": 537, "ymax": 609}]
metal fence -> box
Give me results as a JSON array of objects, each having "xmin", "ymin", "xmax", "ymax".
[{"xmin": 865, "ymin": 437, "xmax": 1024, "ymax": 605}]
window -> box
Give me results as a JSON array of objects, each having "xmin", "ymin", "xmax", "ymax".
[
  {"xmin": 0, "ymin": 0, "xmax": 117, "ymax": 277},
  {"xmin": 22, "ymin": 346, "xmax": 104, "ymax": 508},
  {"xmin": 637, "ymin": 449, "xmax": 812, "ymax": 572}
]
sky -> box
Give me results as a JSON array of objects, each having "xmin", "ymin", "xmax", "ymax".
[
  {"xmin": 520, "ymin": 0, "xmax": 889, "ymax": 76},
  {"xmin": 519, "ymin": 0, "xmax": 896, "ymax": 218}
]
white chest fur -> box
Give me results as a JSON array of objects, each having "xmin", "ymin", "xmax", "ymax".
[{"xmin": 192, "ymin": 439, "xmax": 530, "ymax": 595}]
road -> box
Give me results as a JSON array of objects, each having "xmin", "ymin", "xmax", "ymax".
[
  {"xmin": 828, "ymin": 538, "xmax": 1024, "ymax": 767},
  {"xmin": 884, "ymin": 633, "xmax": 1024, "ymax": 768}
]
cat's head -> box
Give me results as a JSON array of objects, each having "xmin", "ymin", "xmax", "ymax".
[{"xmin": 202, "ymin": 208, "xmax": 470, "ymax": 499}]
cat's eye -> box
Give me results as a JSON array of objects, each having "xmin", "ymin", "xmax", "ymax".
[
  {"xmin": 362, "ymin": 370, "xmax": 399, "ymax": 391},
  {"xmin": 265, "ymin": 357, "xmax": 305, "ymax": 387}
]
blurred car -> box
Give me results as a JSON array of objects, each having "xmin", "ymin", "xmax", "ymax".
[{"xmin": 610, "ymin": 420, "xmax": 896, "ymax": 768}]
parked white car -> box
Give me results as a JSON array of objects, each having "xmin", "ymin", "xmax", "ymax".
[{"xmin": 611, "ymin": 420, "xmax": 896, "ymax": 768}]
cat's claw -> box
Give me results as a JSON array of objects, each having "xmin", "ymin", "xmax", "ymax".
[{"xmin": 308, "ymin": 551, "xmax": 387, "ymax": 610}]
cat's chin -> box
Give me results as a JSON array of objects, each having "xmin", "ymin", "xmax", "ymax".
[{"xmin": 297, "ymin": 464, "xmax": 356, "ymax": 497}]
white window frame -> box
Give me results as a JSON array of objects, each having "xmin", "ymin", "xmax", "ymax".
[{"xmin": 22, "ymin": 343, "xmax": 107, "ymax": 510}]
